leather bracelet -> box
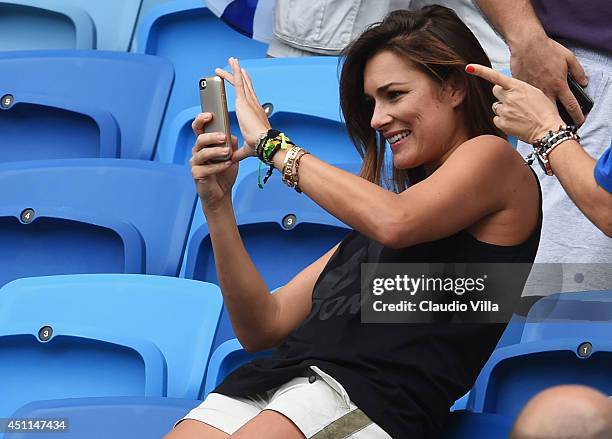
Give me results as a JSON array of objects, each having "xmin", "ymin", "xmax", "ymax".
[{"xmin": 255, "ymin": 129, "xmax": 280, "ymax": 159}]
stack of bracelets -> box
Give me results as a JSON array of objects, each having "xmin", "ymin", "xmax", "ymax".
[
  {"xmin": 526, "ymin": 124, "xmax": 580, "ymax": 176},
  {"xmin": 255, "ymin": 129, "xmax": 310, "ymax": 192}
]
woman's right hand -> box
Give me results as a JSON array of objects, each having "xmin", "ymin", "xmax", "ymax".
[
  {"xmin": 190, "ymin": 112, "xmax": 239, "ymax": 210},
  {"xmin": 465, "ymin": 64, "xmax": 566, "ymax": 144}
]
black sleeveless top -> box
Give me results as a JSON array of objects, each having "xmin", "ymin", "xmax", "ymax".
[{"xmin": 216, "ymin": 187, "xmax": 542, "ymax": 438}]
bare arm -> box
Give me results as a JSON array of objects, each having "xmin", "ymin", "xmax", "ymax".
[
  {"xmin": 271, "ymin": 136, "xmax": 533, "ymax": 248},
  {"xmin": 475, "ymin": 0, "xmax": 588, "ymax": 125},
  {"xmin": 204, "ymin": 198, "xmax": 340, "ymax": 351},
  {"xmin": 475, "ymin": 0, "xmax": 545, "ymax": 48},
  {"xmin": 548, "ymin": 142, "xmax": 612, "ymax": 237}
]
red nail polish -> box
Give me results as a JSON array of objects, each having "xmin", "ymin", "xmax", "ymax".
[{"xmin": 465, "ymin": 65, "xmax": 475, "ymax": 73}]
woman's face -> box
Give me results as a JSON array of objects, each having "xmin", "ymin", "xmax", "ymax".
[{"xmin": 363, "ymin": 50, "xmax": 468, "ymax": 170}]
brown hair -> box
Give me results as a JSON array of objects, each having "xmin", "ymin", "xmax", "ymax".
[{"xmin": 339, "ymin": 5, "xmax": 504, "ymax": 191}]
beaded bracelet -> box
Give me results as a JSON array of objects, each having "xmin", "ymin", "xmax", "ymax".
[{"xmin": 526, "ymin": 125, "xmax": 580, "ymax": 176}]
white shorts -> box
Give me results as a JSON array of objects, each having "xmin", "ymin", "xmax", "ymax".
[{"xmin": 178, "ymin": 366, "xmax": 391, "ymax": 438}]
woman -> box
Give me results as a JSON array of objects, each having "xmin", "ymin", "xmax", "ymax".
[{"xmin": 167, "ymin": 6, "xmax": 541, "ymax": 438}]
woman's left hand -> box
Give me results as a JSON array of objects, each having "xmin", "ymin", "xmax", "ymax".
[
  {"xmin": 216, "ymin": 57, "xmax": 271, "ymax": 161},
  {"xmin": 465, "ymin": 63, "xmax": 565, "ymax": 144}
]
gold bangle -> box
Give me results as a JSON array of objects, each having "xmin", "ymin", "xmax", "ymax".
[
  {"xmin": 292, "ymin": 150, "xmax": 310, "ymax": 193},
  {"xmin": 282, "ymin": 146, "xmax": 302, "ymax": 186}
]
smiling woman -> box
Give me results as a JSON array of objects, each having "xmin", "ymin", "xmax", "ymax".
[
  {"xmin": 363, "ymin": 51, "xmax": 468, "ymax": 172},
  {"xmin": 167, "ymin": 5, "xmax": 542, "ymax": 439},
  {"xmin": 340, "ymin": 5, "xmax": 504, "ymax": 191}
]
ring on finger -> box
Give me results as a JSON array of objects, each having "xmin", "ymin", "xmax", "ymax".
[{"xmin": 492, "ymin": 101, "xmax": 502, "ymax": 115}]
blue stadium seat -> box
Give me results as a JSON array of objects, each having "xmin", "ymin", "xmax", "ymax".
[
  {"xmin": 131, "ymin": 0, "xmax": 170, "ymax": 51},
  {"xmin": 136, "ymin": 0, "xmax": 267, "ymax": 161},
  {"xmin": 0, "ymin": 50, "xmax": 173, "ymax": 160},
  {"xmin": 204, "ymin": 338, "xmax": 272, "ymax": 397},
  {"xmin": 0, "ymin": 274, "xmax": 223, "ymax": 417},
  {"xmin": 0, "ymin": 159, "xmax": 196, "ymax": 287},
  {"xmin": 74, "ymin": 0, "xmax": 142, "ymax": 51},
  {"xmin": 0, "ymin": 1, "xmax": 141, "ymax": 51},
  {"xmin": 469, "ymin": 291, "xmax": 612, "ymax": 416},
  {"xmin": 6, "ymin": 397, "xmax": 199, "ymax": 439},
  {"xmin": 0, "ymin": 0, "xmax": 95, "ymax": 50},
  {"xmin": 443, "ymin": 412, "xmax": 514, "ymax": 439},
  {"xmin": 0, "ymin": 91, "xmax": 120, "ymax": 162},
  {"xmin": 157, "ymin": 57, "xmax": 358, "ymax": 165}
]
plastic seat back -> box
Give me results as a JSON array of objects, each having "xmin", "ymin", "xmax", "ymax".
[
  {"xmin": 0, "ymin": 50, "xmax": 174, "ymax": 160},
  {"xmin": 204, "ymin": 338, "xmax": 272, "ymax": 397},
  {"xmin": 0, "ymin": 0, "xmax": 142, "ymax": 51},
  {"xmin": 74, "ymin": 0, "xmax": 142, "ymax": 51},
  {"xmin": 0, "ymin": 159, "xmax": 196, "ymax": 287},
  {"xmin": 0, "ymin": 274, "xmax": 223, "ymax": 418},
  {"xmin": 469, "ymin": 290, "xmax": 612, "ymax": 416},
  {"xmin": 0, "ymin": 91, "xmax": 120, "ymax": 162},
  {"xmin": 6, "ymin": 397, "xmax": 199, "ymax": 439},
  {"xmin": 0, "ymin": 0, "xmax": 95, "ymax": 50},
  {"xmin": 443, "ymin": 412, "xmax": 513, "ymax": 439}
]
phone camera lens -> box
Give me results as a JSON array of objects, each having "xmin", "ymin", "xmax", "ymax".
[
  {"xmin": 200, "ymin": 79, "xmax": 207, "ymax": 89},
  {"xmin": 262, "ymin": 102, "xmax": 274, "ymax": 116}
]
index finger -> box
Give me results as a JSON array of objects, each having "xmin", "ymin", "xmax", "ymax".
[
  {"xmin": 465, "ymin": 64, "xmax": 515, "ymax": 90},
  {"xmin": 229, "ymin": 57, "xmax": 247, "ymax": 100}
]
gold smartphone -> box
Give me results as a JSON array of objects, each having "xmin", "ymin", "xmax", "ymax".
[{"xmin": 199, "ymin": 76, "xmax": 231, "ymax": 162}]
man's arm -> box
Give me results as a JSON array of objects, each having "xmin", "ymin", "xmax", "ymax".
[
  {"xmin": 474, "ymin": 0, "xmax": 545, "ymax": 48},
  {"xmin": 475, "ymin": 0, "xmax": 588, "ymax": 125}
]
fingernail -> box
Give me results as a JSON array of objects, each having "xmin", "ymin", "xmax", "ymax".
[
  {"xmin": 465, "ymin": 65, "xmax": 475, "ymax": 73},
  {"xmin": 217, "ymin": 134, "xmax": 226, "ymax": 141}
]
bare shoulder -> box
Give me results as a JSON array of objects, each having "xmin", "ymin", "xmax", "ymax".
[
  {"xmin": 446, "ymin": 135, "xmax": 526, "ymax": 178},
  {"xmin": 443, "ymin": 138, "xmax": 539, "ymax": 243},
  {"xmin": 453, "ymin": 135, "xmax": 517, "ymax": 161}
]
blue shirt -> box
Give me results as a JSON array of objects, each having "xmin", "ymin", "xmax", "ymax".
[{"xmin": 594, "ymin": 144, "xmax": 612, "ymax": 193}]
